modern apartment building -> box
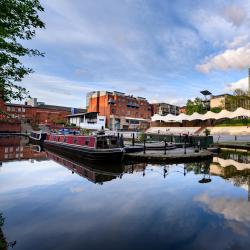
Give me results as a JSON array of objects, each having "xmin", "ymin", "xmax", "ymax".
[
  {"xmin": 151, "ymin": 103, "xmax": 179, "ymax": 116},
  {"xmin": 210, "ymin": 94, "xmax": 250, "ymax": 111},
  {"xmin": 87, "ymin": 91, "xmax": 151, "ymax": 130}
]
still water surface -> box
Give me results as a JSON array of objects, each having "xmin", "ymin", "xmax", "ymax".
[{"xmin": 1, "ymin": 136, "xmax": 250, "ymax": 250}]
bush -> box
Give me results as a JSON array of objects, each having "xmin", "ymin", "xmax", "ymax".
[
  {"xmin": 138, "ymin": 132, "xmax": 146, "ymax": 142},
  {"xmin": 203, "ymin": 128, "xmax": 211, "ymax": 136}
]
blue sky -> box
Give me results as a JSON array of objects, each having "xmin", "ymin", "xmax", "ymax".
[{"xmin": 21, "ymin": 0, "xmax": 250, "ymax": 108}]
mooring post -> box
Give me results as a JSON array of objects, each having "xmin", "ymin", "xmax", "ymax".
[
  {"xmin": 132, "ymin": 133, "xmax": 135, "ymax": 146},
  {"xmin": 143, "ymin": 139, "xmax": 146, "ymax": 154},
  {"xmin": 184, "ymin": 137, "xmax": 187, "ymax": 155},
  {"xmin": 164, "ymin": 138, "xmax": 167, "ymax": 155}
]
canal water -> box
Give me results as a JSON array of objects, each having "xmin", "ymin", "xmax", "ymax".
[{"xmin": 1, "ymin": 136, "xmax": 250, "ymax": 250}]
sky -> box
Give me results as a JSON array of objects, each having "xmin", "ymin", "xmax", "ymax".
[{"xmin": 20, "ymin": 0, "xmax": 250, "ymax": 108}]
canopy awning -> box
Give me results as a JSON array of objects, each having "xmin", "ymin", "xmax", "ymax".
[{"xmin": 151, "ymin": 107, "xmax": 250, "ymax": 122}]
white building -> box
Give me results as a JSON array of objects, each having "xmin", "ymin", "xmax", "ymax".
[{"xmin": 67, "ymin": 112, "xmax": 106, "ymax": 130}]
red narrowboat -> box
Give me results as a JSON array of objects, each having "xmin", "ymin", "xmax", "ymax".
[{"xmin": 44, "ymin": 134, "xmax": 124, "ymax": 162}]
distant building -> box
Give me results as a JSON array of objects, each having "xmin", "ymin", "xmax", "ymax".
[
  {"xmin": 87, "ymin": 91, "xmax": 151, "ymax": 130},
  {"xmin": 179, "ymin": 106, "xmax": 186, "ymax": 114},
  {"xmin": 210, "ymin": 94, "xmax": 250, "ymax": 111},
  {"xmin": 3, "ymin": 98, "xmax": 86, "ymax": 126},
  {"xmin": 151, "ymin": 103, "xmax": 179, "ymax": 116}
]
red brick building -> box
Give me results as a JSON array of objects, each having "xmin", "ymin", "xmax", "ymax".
[
  {"xmin": 87, "ymin": 91, "xmax": 151, "ymax": 130},
  {"xmin": 0, "ymin": 136, "xmax": 47, "ymax": 162},
  {"xmin": 179, "ymin": 106, "xmax": 187, "ymax": 114},
  {"xmin": 0, "ymin": 95, "xmax": 86, "ymax": 132},
  {"xmin": 5, "ymin": 103, "xmax": 70, "ymax": 125}
]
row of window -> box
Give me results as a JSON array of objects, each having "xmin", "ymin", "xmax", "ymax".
[
  {"xmin": 4, "ymin": 153, "xmax": 24, "ymax": 159},
  {"xmin": 5, "ymin": 146, "xmax": 23, "ymax": 153},
  {"xmin": 7, "ymin": 106, "xmax": 26, "ymax": 113}
]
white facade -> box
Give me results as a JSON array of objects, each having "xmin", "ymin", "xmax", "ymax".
[{"xmin": 68, "ymin": 113, "xmax": 106, "ymax": 130}]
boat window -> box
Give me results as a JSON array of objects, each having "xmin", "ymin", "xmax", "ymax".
[
  {"xmin": 96, "ymin": 136, "xmax": 118, "ymax": 149},
  {"xmin": 64, "ymin": 137, "xmax": 67, "ymax": 142},
  {"xmin": 85, "ymin": 138, "xmax": 89, "ymax": 146}
]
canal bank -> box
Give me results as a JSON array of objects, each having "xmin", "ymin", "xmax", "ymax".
[
  {"xmin": 216, "ymin": 142, "xmax": 250, "ymax": 150},
  {"xmin": 125, "ymin": 148, "xmax": 213, "ymax": 163}
]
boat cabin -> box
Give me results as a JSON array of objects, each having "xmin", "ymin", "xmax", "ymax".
[{"xmin": 46, "ymin": 134, "xmax": 122, "ymax": 149}]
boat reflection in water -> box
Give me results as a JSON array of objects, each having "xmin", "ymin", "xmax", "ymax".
[
  {"xmin": 46, "ymin": 150, "xmax": 124, "ymax": 185},
  {"xmin": 2, "ymin": 137, "xmax": 250, "ymax": 250}
]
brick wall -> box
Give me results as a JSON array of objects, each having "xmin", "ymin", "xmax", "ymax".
[{"xmin": 88, "ymin": 92, "xmax": 151, "ymax": 127}]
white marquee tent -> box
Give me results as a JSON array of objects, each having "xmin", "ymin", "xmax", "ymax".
[{"xmin": 151, "ymin": 107, "xmax": 250, "ymax": 123}]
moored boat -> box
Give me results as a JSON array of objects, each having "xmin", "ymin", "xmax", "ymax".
[{"xmin": 44, "ymin": 134, "xmax": 125, "ymax": 162}]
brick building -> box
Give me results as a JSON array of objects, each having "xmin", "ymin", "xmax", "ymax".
[
  {"xmin": 0, "ymin": 136, "xmax": 47, "ymax": 162},
  {"xmin": 87, "ymin": 91, "xmax": 151, "ymax": 130},
  {"xmin": 179, "ymin": 106, "xmax": 186, "ymax": 114},
  {"xmin": 151, "ymin": 103, "xmax": 179, "ymax": 116},
  {"xmin": 2, "ymin": 98, "xmax": 85, "ymax": 126}
]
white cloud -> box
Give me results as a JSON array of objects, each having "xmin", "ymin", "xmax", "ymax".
[
  {"xmin": 223, "ymin": 5, "xmax": 247, "ymax": 27},
  {"xmin": 225, "ymin": 35, "xmax": 249, "ymax": 49},
  {"xmin": 225, "ymin": 77, "xmax": 248, "ymax": 92},
  {"xmin": 196, "ymin": 44, "xmax": 250, "ymax": 73},
  {"xmin": 195, "ymin": 193, "xmax": 250, "ymax": 230},
  {"xmin": 22, "ymin": 73, "xmax": 93, "ymax": 108}
]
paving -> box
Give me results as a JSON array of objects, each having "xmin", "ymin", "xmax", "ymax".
[{"xmin": 124, "ymin": 147, "xmax": 213, "ymax": 164}]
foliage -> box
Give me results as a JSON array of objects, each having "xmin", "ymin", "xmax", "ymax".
[
  {"xmin": 185, "ymin": 97, "xmax": 206, "ymax": 115},
  {"xmin": 210, "ymin": 107, "xmax": 222, "ymax": 113},
  {"xmin": 225, "ymin": 95, "xmax": 250, "ymax": 111},
  {"xmin": 80, "ymin": 128, "xmax": 91, "ymax": 135},
  {"xmin": 203, "ymin": 128, "xmax": 210, "ymax": 136},
  {"xmin": 55, "ymin": 119, "xmax": 67, "ymax": 125},
  {"xmin": 70, "ymin": 123, "xmax": 76, "ymax": 127},
  {"xmin": 0, "ymin": 0, "xmax": 45, "ymax": 103},
  {"xmin": 0, "ymin": 214, "xmax": 4, "ymax": 227},
  {"xmin": 138, "ymin": 132, "xmax": 146, "ymax": 142},
  {"xmin": 215, "ymin": 118, "xmax": 250, "ymax": 127},
  {"xmin": 233, "ymin": 88, "xmax": 247, "ymax": 96}
]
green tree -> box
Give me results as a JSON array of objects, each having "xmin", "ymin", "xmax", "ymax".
[
  {"xmin": 185, "ymin": 97, "xmax": 205, "ymax": 115},
  {"xmin": 233, "ymin": 88, "xmax": 247, "ymax": 96},
  {"xmin": 210, "ymin": 107, "xmax": 222, "ymax": 113},
  {"xmin": 0, "ymin": 0, "xmax": 45, "ymax": 103}
]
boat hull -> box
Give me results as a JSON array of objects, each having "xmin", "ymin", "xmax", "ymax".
[{"xmin": 44, "ymin": 140, "xmax": 124, "ymax": 163}]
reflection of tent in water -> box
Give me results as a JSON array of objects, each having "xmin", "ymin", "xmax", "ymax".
[{"xmin": 210, "ymin": 157, "xmax": 250, "ymax": 202}]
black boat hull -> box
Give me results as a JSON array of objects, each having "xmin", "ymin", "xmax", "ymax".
[{"xmin": 44, "ymin": 140, "xmax": 124, "ymax": 163}]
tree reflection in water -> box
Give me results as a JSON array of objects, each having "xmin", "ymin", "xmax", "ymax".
[{"xmin": 0, "ymin": 213, "xmax": 7, "ymax": 250}]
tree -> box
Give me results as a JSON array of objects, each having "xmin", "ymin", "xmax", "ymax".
[
  {"xmin": 185, "ymin": 97, "xmax": 205, "ymax": 115},
  {"xmin": 0, "ymin": 0, "xmax": 45, "ymax": 103},
  {"xmin": 233, "ymin": 88, "xmax": 247, "ymax": 96},
  {"xmin": 210, "ymin": 107, "xmax": 222, "ymax": 113}
]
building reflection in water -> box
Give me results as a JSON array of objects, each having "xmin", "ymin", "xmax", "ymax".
[{"xmin": 0, "ymin": 135, "xmax": 47, "ymax": 164}]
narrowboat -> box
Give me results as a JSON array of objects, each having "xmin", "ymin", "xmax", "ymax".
[
  {"xmin": 44, "ymin": 134, "xmax": 125, "ymax": 162},
  {"xmin": 29, "ymin": 131, "xmax": 47, "ymax": 144}
]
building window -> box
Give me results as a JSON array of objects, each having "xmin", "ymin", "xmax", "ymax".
[
  {"xmin": 7, "ymin": 107, "xmax": 11, "ymax": 112},
  {"xmin": 18, "ymin": 108, "xmax": 21, "ymax": 112}
]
